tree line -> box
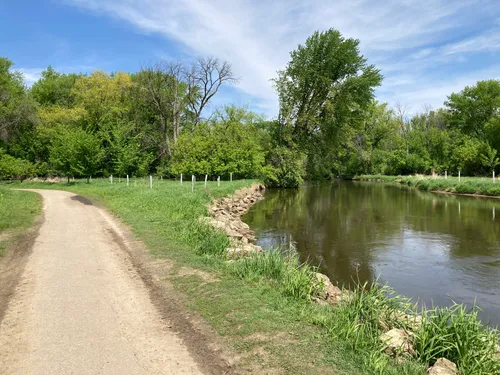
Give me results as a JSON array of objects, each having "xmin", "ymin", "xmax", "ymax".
[{"xmin": 2, "ymin": 28, "xmax": 500, "ymax": 187}]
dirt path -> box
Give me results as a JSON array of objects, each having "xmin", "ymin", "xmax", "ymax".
[{"xmin": 0, "ymin": 190, "xmax": 205, "ymax": 375}]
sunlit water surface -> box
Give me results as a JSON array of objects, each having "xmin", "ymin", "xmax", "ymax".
[{"xmin": 243, "ymin": 181, "xmax": 500, "ymax": 326}]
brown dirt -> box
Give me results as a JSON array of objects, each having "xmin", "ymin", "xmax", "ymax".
[{"xmin": 0, "ymin": 190, "xmax": 236, "ymax": 375}]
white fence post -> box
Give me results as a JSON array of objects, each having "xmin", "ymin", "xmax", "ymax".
[
  {"xmin": 230, "ymin": 172, "xmax": 232, "ymax": 182},
  {"xmin": 149, "ymin": 175, "xmax": 153, "ymax": 189},
  {"xmin": 445, "ymin": 171, "xmax": 447, "ymax": 179},
  {"xmin": 110, "ymin": 175, "xmax": 113, "ymax": 184},
  {"xmin": 217, "ymin": 176, "xmax": 220, "ymax": 186},
  {"xmin": 180, "ymin": 174, "xmax": 183, "ymax": 184},
  {"xmin": 127, "ymin": 175, "xmax": 129, "ymax": 186},
  {"xmin": 205, "ymin": 174, "xmax": 208, "ymax": 188},
  {"xmin": 458, "ymin": 170, "xmax": 461, "ymax": 183},
  {"xmin": 192, "ymin": 175, "xmax": 195, "ymax": 192}
]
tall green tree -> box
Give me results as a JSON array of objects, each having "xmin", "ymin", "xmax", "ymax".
[
  {"xmin": 30, "ymin": 66, "xmax": 79, "ymax": 107},
  {"xmin": 0, "ymin": 57, "xmax": 37, "ymax": 144},
  {"xmin": 272, "ymin": 29, "xmax": 382, "ymax": 184},
  {"xmin": 49, "ymin": 127, "xmax": 103, "ymax": 182},
  {"xmin": 446, "ymin": 80, "xmax": 500, "ymax": 139}
]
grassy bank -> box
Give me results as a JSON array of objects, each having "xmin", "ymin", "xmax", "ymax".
[
  {"xmin": 10, "ymin": 178, "xmax": 500, "ymax": 374},
  {"xmin": 0, "ymin": 185, "xmax": 42, "ymax": 255},
  {"xmin": 356, "ymin": 174, "xmax": 500, "ymax": 197}
]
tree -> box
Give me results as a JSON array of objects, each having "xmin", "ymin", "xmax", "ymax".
[
  {"xmin": 170, "ymin": 107, "xmax": 266, "ymax": 178},
  {"xmin": 480, "ymin": 143, "xmax": 500, "ymax": 181},
  {"xmin": 186, "ymin": 57, "xmax": 236, "ymax": 126},
  {"xmin": 273, "ymin": 29, "xmax": 382, "ymax": 183},
  {"xmin": 445, "ymin": 80, "xmax": 500, "ymax": 138},
  {"xmin": 72, "ymin": 71, "xmax": 132, "ymax": 132},
  {"xmin": 0, "ymin": 57, "xmax": 37, "ymax": 143},
  {"xmin": 133, "ymin": 63, "xmax": 189, "ymax": 159},
  {"xmin": 30, "ymin": 67, "xmax": 79, "ymax": 107},
  {"xmin": 49, "ymin": 127, "xmax": 103, "ymax": 182},
  {"xmin": 395, "ymin": 102, "xmax": 411, "ymax": 155}
]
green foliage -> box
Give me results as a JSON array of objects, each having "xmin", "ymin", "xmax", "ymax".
[
  {"xmin": 30, "ymin": 66, "xmax": 79, "ymax": 107},
  {"xmin": 446, "ymin": 80, "xmax": 500, "ymax": 138},
  {"xmin": 49, "ymin": 126, "xmax": 103, "ymax": 180},
  {"xmin": 0, "ymin": 148, "xmax": 34, "ymax": 180},
  {"xmin": 414, "ymin": 304, "xmax": 500, "ymax": 375},
  {"xmin": 264, "ymin": 146, "xmax": 305, "ymax": 188},
  {"xmin": 479, "ymin": 143, "xmax": 500, "ymax": 172},
  {"xmin": 171, "ymin": 113, "xmax": 266, "ymax": 178},
  {"xmin": 0, "ymin": 57, "xmax": 37, "ymax": 144}
]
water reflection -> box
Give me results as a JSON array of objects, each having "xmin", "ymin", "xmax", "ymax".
[{"xmin": 243, "ymin": 181, "xmax": 500, "ymax": 326}]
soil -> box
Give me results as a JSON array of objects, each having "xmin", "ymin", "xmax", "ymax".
[{"xmin": 0, "ymin": 189, "xmax": 235, "ymax": 375}]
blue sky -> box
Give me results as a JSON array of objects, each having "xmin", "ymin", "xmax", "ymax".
[{"xmin": 3, "ymin": 0, "xmax": 500, "ymax": 117}]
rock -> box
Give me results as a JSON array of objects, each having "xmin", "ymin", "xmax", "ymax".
[
  {"xmin": 380, "ymin": 328, "xmax": 414, "ymax": 357},
  {"xmin": 426, "ymin": 358, "xmax": 458, "ymax": 375},
  {"xmin": 315, "ymin": 273, "xmax": 344, "ymax": 305}
]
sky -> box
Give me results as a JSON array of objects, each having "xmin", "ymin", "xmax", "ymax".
[{"xmin": 2, "ymin": 0, "xmax": 500, "ymax": 117}]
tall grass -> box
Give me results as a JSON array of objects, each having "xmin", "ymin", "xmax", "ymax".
[
  {"xmin": 229, "ymin": 250, "xmax": 323, "ymax": 300},
  {"xmin": 414, "ymin": 303, "xmax": 500, "ymax": 375}
]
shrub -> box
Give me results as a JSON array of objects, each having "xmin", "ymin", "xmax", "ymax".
[
  {"xmin": 264, "ymin": 147, "xmax": 305, "ymax": 188},
  {"xmin": 0, "ymin": 149, "xmax": 34, "ymax": 180}
]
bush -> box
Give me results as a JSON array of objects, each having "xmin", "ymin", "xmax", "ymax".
[
  {"xmin": 0, "ymin": 149, "xmax": 34, "ymax": 180},
  {"xmin": 264, "ymin": 147, "xmax": 305, "ymax": 188}
]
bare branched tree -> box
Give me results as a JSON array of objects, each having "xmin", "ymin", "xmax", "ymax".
[
  {"xmin": 186, "ymin": 57, "xmax": 237, "ymax": 126},
  {"xmin": 395, "ymin": 102, "xmax": 411, "ymax": 155}
]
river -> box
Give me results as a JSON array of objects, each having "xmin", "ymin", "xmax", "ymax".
[{"xmin": 243, "ymin": 181, "xmax": 500, "ymax": 326}]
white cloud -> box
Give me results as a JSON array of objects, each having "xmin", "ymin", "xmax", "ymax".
[
  {"xmin": 16, "ymin": 68, "xmax": 44, "ymax": 86},
  {"xmin": 63, "ymin": 0, "xmax": 500, "ymax": 116}
]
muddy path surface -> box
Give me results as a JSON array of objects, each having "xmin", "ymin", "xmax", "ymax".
[{"xmin": 0, "ymin": 190, "xmax": 228, "ymax": 375}]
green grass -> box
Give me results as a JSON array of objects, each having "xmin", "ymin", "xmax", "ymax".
[
  {"xmin": 356, "ymin": 174, "xmax": 500, "ymax": 196},
  {"xmin": 0, "ymin": 185, "xmax": 42, "ymax": 255},
  {"xmin": 414, "ymin": 303, "xmax": 500, "ymax": 375},
  {"xmin": 11, "ymin": 177, "xmax": 500, "ymax": 374}
]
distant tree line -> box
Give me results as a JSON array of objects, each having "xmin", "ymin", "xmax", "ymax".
[{"xmin": 2, "ymin": 28, "xmax": 500, "ymax": 186}]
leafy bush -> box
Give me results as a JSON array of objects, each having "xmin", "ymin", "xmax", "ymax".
[
  {"xmin": 171, "ymin": 121, "xmax": 266, "ymax": 179},
  {"xmin": 0, "ymin": 149, "xmax": 34, "ymax": 180},
  {"xmin": 264, "ymin": 147, "xmax": 305, "ymax": 188}
]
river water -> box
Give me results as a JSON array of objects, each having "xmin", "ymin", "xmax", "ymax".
[{"xmin": 243, "ymin": 181, "xmax": 500, "ymax": 326}]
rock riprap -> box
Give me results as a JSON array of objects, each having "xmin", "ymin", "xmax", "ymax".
[{"xmin": 207, "ymin": 184, "xmax": 265, "ymax": 257}]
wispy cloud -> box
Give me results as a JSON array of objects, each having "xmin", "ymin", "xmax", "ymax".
[
  {"xmin": 63, "ymin": 0, "xmax": 500, "ymax": 115},
  {"xmin": 17, "ymin": 68, "xmax": 44, "ymax": 86}
]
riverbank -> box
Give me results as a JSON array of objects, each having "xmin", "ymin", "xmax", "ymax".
[
  {"xmin": 355, "ymin": 174, "xmax": 500, "ymax": 197},
  {"xmin": 5, "ymin": 179, "xmax": 500, "ymax": 374}
]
